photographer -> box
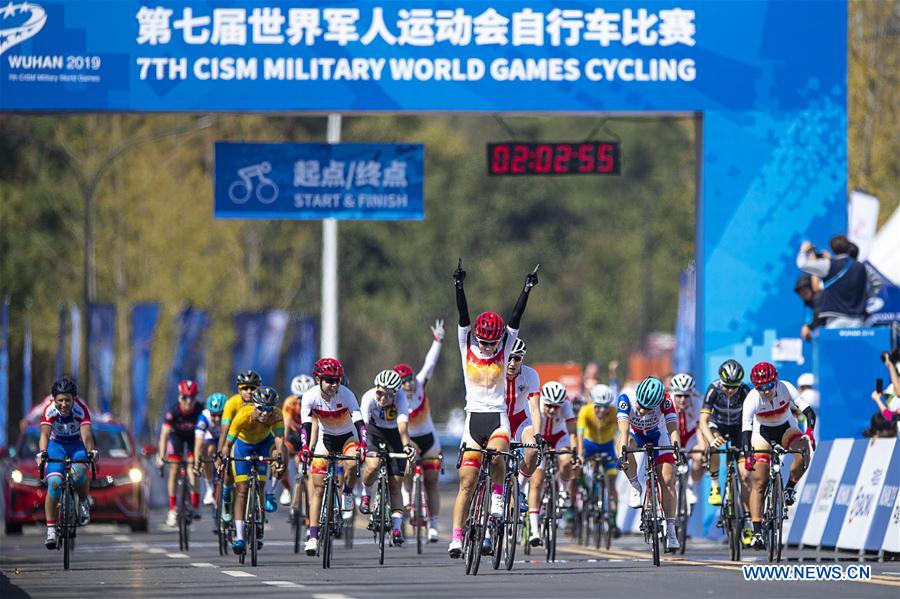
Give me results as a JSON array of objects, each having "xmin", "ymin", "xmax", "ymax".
[
  {"xmin": 794, "ymin": 274, "xmax": 824, "ymax": 341},
  {"xmin": 796, "ymin": 234, "xmax": 882, "ymax": 328},
  {"xmin": 869, "ymin": 349, "xmax": 900, "ymax": 430}
]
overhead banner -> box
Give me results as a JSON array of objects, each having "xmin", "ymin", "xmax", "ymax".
[
  {"xmin": 214, "ymin": 142, "xmax": 424, "ymax": 220},
  {"xmin": 131, "ymin": 303, "xmax": 161, "ymax": 441},
  {"xmin": 22, "ymin": 306, "xmax": 32, "ymax": 414},
  {"xmin": 88, "ymin": 303, "xmax": 116, "ymax": 414},
  {"xmin": 166, "ymin": 307, "xmax": 209, "ymax": 407},
  {"xmin": 0, "ymin": 299, "xmax": 9, "ymax": 449}
]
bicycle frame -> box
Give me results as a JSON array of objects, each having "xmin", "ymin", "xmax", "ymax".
[
  {"xmin": 750, "ymin": 444, "xmax": 807, "ymax": 563},
  {"xmin": 707, "ymin": 445, "xmax": 744, "ymax": 561},
  {"xmin": 622, "ymin": 443, "xmax": 680, "ymax": 567},
  {"xmin": 305, "ymin": 452, "xmax": 360, "ymax": 569},
  {"xmin": 582, "ymin": 453, "xmax": 613, "ymax": 550},
  {"xmin": 410, "ymin": 452, "xmax": 443, "ymax": 554},
  {"xmin": 230, "ymin": 453, "xmax": 281, "ymax": 566},
  {"xmin": 39, "ymin": 455, "xmax": 96, "ymax": 571},
  {"xmin": 539, "ymin": 448, "xmax": 576, "ymax": 563},
  {"xmin": 369, "ymin": 445, "xmax": 410, "ymax": 565},
  {"xmin": 456, "ymin": 444, "xmax": 507, "ymax": 577},
  {"xmin": 160, "ymin": 459, "xmax": 193, "ymax": 551}
]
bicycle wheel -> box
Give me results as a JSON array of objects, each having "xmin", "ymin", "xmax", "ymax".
[
  {"xmin": 503, "ymin": 474, "xmax": 519, "ymax": 571},
  {"xmin": 728, "ymin": 470, "xmax": 741, "ymax": 562},
  {"xmin": 414, "ymin": 476, "xmax": 424, "ymax": 555},
  {"xmin": 546, "ymin": 477, "xmax": 558, "ymax": 563},
  {"xmin": 647, "ymin": 474, "xmax": 661, "ymax": 567},
  {"xmin": 522, "ymin": 503, "xmax": 532, "ymax": 556},
  {"xmin": 491, "ymin": 496, "xmax": 505, "ymax": 570},
  {"xmin": 765, "ymin": 479, "xmax": 777, "ymax": 563},
  {"xmin": 344, "ymin": 502, "xmax": 355, "ymax": 550},
  {"xmin": 292, "ymin": 482, "xmax": 304, "ymax": 554},
  {"xmin": 677, "ymin": 474, "xmax": 688, "ymax": 555},
  {"xmin": 321, "ymin": 477, "xmax": 334, "ymax": 569},
  {"xmin": 249, "ymin": 480, "xmax": 260, "ymax": 567},
  {"xmin": 376, "ymin": 475, "xmax": 387, "ymax": 565},
  {"xmin": 773, "ymin": 475, "xmax": 784, "ymax": 562},
  {"xmin": 463, "ymin": 480, "xmax": 482, "ymax": 575},
  {"xmin": 599, "ymin": 477, "xmax": 611, "ymax": 551},
  {"xmin": 214, "ymin": 478, "xmax": 226, "ymax": 556},
  {"xmin": 471, "ymin": 481, "xmax": 490, "ymax": 576},
  {"xmin": 61, "ymin": 482, "xmax": 71, "ymax": 570}
]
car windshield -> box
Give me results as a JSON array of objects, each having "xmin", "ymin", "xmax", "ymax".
[{"xmin": 16, "ymin": 426, "xmax": 133, "ymax": 459}]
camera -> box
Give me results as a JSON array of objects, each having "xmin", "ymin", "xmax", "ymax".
[{"xmin": 882, "ymin": 348, "xmax": 900, "ymax": 365}]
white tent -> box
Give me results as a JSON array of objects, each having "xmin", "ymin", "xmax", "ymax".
[{"xmin": 868, "ymin": 205, "xmax": 900, "ymax": 285}]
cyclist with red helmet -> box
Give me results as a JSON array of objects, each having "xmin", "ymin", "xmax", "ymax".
[
  {"xmin": 396, "ymin": 319, "xmax": 446, "ymax": 543},
  {"xmin": 742, "ymin": 361, "xmax": 816, "ymax": 551},
  {"xmin": 448, "ymin": 259, "xmax": 539, "ymax": 559},
  {"xmin": 299, "ymin": 357, "xmax": 366, "ymax": 556},
  {"xmin": 157, "ymin": 379, "xmax": 204, "ymax": 527}
]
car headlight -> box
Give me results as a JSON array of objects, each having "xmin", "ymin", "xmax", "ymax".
[
  {"xmin": 128, "ymin": 467, "xmax": 143, "ymax": 483},
  {"xmin": 10, "ymin": 469, "xmax": 23, "ymax": 484}
]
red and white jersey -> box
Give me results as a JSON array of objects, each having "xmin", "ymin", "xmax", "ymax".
[
  {"xmin": 407, "ymin": 339, "xmax": 442, "ymax": 437},
  {"xmin": 675, "ymin": 394, "xmax": 703, "ymax": 441},
  {"xmin": 360, "ymin": 387, "xmax": 409, "ymax": 430},
  {"xmin": 42, "ymin": 398, "xmax": 92, "ymax": 443},
  {"xmin": 458, "ymin": 324, "xmax": 519, "ymax": 413},
  {"xmin": 616, "ymin": 390, "xmax": 678, "ymax": 434},
  {"xmin": 742, "ymin": 380, "xmax": 807, "ymax": 432},
  {"xmin": 505, "ymin": 365, "xmax": 540, "ymax": 437},
  {"xmin": 540, "ymin": 398, "xmax": 575, "ymax": 449},
  {"xmin": 300, "ymin": 385, "xmax": 362, "ymax": 436}
]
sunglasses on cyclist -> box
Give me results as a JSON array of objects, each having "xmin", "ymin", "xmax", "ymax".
[
  {"xmin": 178, "ymin": 394, "xmax": 194, "ymax": 401},
  {"xmin": 238, "ymin": 385, "xmax": 257, "ymax": 392},
  {"xmin": 545, "ymin": 404, "xmax": 561, "ymax": 412},
  {"xmin": 401, "ymin": 376, "xmax": 414, "ymax": 384},
  {"xmin": 254, "ymin": 405, "xmax": 274, "ymax": 413},
  {"xmin": 320, "ymin": 376, "xmax": 341, "ymax": 385},
  {"xmin": 722, "ymin": 383, "xmax": 741, "ymax": 389},
  {"xmin": 508, "ymin": 355, "xmax": 523, "ymax": 363},
  {"xmin": 376, "ymin": 389, "xmax": 396, "ymax": 399},
  {"xmin": 755, "ymin": 381, "xmax": 776, "ymax": 392},
  {"xmin": 476, "ymin": 337, "xmax": 499, "ymax": 347}
]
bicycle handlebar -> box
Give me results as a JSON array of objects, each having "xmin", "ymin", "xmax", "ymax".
[
  {"xmin": 39, "ymin": 456, "xmax": 97, "ymax": 482},
  {"xmin": 456, "ymin": 444, "xmax": 515, "ymax": 469}
]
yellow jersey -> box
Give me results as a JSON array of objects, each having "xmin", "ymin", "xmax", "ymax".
[
  {"xmin": 226, "ymin": 404, "xmax": 285, "ymax": 445},
  {"xmin": 221, "ymin": 393, "xmax": 246, "ymax": 428},
  {"xmin": 577, "ymin": 405, "xmax": 616, "ymax": 445}
]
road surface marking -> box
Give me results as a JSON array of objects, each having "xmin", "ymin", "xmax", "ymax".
[
  {"xmin": 166, "ymin": 553, "xmax": 189, "ymax": 558},
  {"xmin": 145, "ymin": 547, "xmax": 166, "ymax": 554},
  {"xmin": 313, "ymin": 594, "xmax": 358, "ymax": 599},
  {"xmin": 263, "ymin": 581, "xmax": 303, "ymax": 588},
  {"xmin": 112, "ymin": 535, "xmax": 130, "ymax": 542},
  {"xmin": 190, "ymin": 562, "xmax": 217, "ymax": 568},
  {"xmin": 222, "ymin": 570, "xmax": 256, "ymax": 578}
]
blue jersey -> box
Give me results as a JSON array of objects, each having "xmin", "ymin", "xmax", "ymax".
[{"xmin": 194, "ymin": 408, "xmax": 221, "ymax": 442}]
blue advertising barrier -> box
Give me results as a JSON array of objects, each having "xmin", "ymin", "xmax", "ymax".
[
  {"xmin": 88, "ymin": 303, "xmax": 116, "ymax": 414},
  {"xmin": 215, "ymin": 142, "xmax": 424, "ymax": 220},
  {"xmin": 131, "ymin": 303, "xmax": 161, "ymax": 442},
  {"xmin": 0, "ymin": 1, "xmax": 849, "ymax": 386},
  {"xmin": 815, "ymin": 328, "xmax": 892, "ymax": 440},
  {"xmin": 165, "ymin": 307, "xmax": 209, "ymax": 408}
]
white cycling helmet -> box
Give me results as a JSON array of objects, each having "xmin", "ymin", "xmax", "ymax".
[
  {"xmin": 374, "ymin": 369, "xmax": 402, "ymax": 391},
  {"xmin": 541, "ymin": 381, "xmax": 568, "ymax": 406},
  {"xmin": 510, "ymin": 337, "xmax": 527, "ymax": 358},
  {"xmin": 290, "ymin": 374, "xmax": 315, "ymax": 396},
  {"xmin": 589, "ymin": 384, "xmax": 615, "ymax": 408},
  {"xmin": 670, "ymin": 373, "xmax": 695, "ymax": 395},
  {"xmin": 797, "ymin": 373, "xmax": 815, "ymax": 388}
]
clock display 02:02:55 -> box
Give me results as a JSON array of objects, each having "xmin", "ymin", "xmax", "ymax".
[{"xmin": 487, "ymin": 142, "xmax": 620, "ymax": 175}]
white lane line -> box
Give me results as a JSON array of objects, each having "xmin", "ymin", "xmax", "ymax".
[
  {"xmin": 191, "ymin": 562, "xmax": 217, "ymax": 568},
  {"xmin": 112, "ymin": 535, "xmax": 130, "ymax": 542},
  {"xmin": 145, "ymin": 547, "xmax": 166, "ymax": 554},
  {"xmin": 883, "ymin": 572, "xmax": 900, "ymax": 577},
  {"xmin": 263, "ymin": 581, "xmax": 303, "ymax": 588},
  {"xmin": 222, "ymin": 570, "xmax": 257, "ymax": 578},
  {"xmin": 312, "ymin": 594, "xmax": 358, "ymax": 599},
  {"xmin": 166, "ymin": 552, "xmax": 189, "ymax": 558}
]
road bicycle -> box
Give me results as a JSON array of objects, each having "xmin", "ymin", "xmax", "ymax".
[
  {"xmin": 708, "ymin": 445, "xmax": 745, "ymax": 561},
  {"xmin": 751, "ymin": 443, "xmax": 808, "ymax": 563},
  {"xmin": 305, "ymin": 452, "xmax": 360, "ymax": 569},
  {"xmin": 674, "ymin": 448, "xmax": 706, "ymax": 555},
  {"xmin": 579, "ymin": 453, "xmax": 614, "ymax": 550},
  {"xmin": 457, "ymin": 445, "xmax": 505, "ymax": 576},
  {"xmin": 409, "ymin": 452, "xmax": 443, "ymax": 555},
  {"xmin": 622, "ymin": 443, "xmax": 681, "ymax": 567},
  {"xmin": 39, "ymin": 454, "xmax": 96, "ymax": 570},
  {"xmin": 289, "ymin": 460, "xmax": 309, "ymax": 555},
  {"xmin": 492, "ymin": 442, "xmax": 538, "ymax": 570},
  {"xmin": 229, "ymin": 453, "xmax": 282, "ymax": 567},
  {"xmin": 159, "ymin": 458, "xmax": 196, "ymax": 551},
  {"xmin": 367, "ymin": 444, "xmax": 411, "ymax": 564},
  {"xmin": 538, "ymin": 448, "xmax": 577, "ymax": 563}
]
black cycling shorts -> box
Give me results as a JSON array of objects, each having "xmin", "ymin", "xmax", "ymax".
[
  {"xmin": 411, "ymin": 432, "xmax": 435, "ymax": 456},
  {"xmin": 709, "ymin": 422, "xmax": 743, "ymax": 444},
  {"xmin": 368, "ymin": 426, "xmax": 406, "ymax": 476},
  {"xmin": 284, "ymin": 429, "xmax": 303, "ymax": 452}
]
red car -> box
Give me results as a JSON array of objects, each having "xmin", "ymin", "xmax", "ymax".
[{"xmin": 3, "ymin": 421, "xmax": 150, "ymax": 534}]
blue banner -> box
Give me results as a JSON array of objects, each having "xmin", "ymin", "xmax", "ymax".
[
  {"xmin": 22, "ymin": 305, "xmax": 32, "ymax": 414},
  {"xmin": 131, "ymin": 303, "xmax": 161, "ymax": 442},
  {"xmin": 673, "ymin": 264, "xmax": 695, "ymax": 374},
  {"xmin": 283, "ymin": 316, "xmax": 317, "ymax": 393},
  {"xmin": 89, "ymin": 303, "xmax": 116, "ymax": 414},
  {"xmin": 256, "ymin": 310, "xmax": 289, "ymax": 389},
  {"xmin": 0, "ymin": 298, "xmax": 9, "ymax": 449},
  {"xmin": 69, "ymin": 303, "xmax": 81, "ymax": 383},
  {"xmin": 214, "ymin": 142, "xmax": 424, "ymax": 220},
  {"xmin": 232, "ymin": 312, "xmax": 265, "ymax": 383},
  {"xmin": 166, "ymin": 307, "xmax": 209, "ymax": 407},
  {"xmin": 54, "ymin": 304, "xmax": 67, "ymax": 379}
]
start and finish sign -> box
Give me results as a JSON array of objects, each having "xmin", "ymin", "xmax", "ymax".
[
  {"xmin": 0, "ymin": 1, "xmax": 849, "ymax": 388},
  {"xmin": 214, "ymin": 142, "xmax": 424, "ymax": 220}
]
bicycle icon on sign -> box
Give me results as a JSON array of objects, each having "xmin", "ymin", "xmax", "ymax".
[{"xmin": 228, "ymin": 162, "xmax": 279, "ymax": 205}]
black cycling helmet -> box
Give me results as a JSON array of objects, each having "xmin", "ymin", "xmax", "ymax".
[
  {"xmin": 718, "ymin": 359, "xmax": 744, "ymax": 386},
  {"xmin": 251, "ymin": 386, "xmax": 279, "ymax": 407},
  {"xmin": 51, "ymin": 377, "xmax": 78, "ymax": 397},
  {"xmin": 236, "ymin": 370, "xmax": 262, "ymax": 388}
]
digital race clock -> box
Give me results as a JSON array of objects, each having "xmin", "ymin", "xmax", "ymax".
[{"xmin": 487, "ymin": 142, "xmax": 621, "ymax": 176}]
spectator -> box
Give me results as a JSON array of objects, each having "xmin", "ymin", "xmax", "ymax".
[
  {"xmin": 796, "ymin": 373, "xmax": 821, "ymax": 441},
  {"xmin": 797, "ymin": 234, "xmax": 882, "ymax": 328},
  {"xmin": 869, "ymin": 350, "xmax": 900, "ymax": 432},
  {"xmin": 794, "ymin": 274, "xmax": 825, "ymax": 341},
  {"xmin": 582, "ymin": 360, "xmax": 621, "ymax": 398},
  {"xmin": 862, "ymin": 411, "xmax": 896, "ymax": 439}
]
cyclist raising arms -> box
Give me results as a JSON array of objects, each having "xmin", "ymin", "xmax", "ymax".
[
  {"xmin": 528, "ymin": 382, "xmax": 578, "ymax": 547},
  {"xmin": 37, "ymin": 377, "xmax": 98, "ymax": 549},
  {"xmin": 396, "ymin": 319, "xmax": 446, "ymax": 543},
  {"xmin": 578, "ymin": 384, "xmax": 620, "ymax": 537},
  {"xmin": 742, "ymin": 361, "xmax": 816, "ymax": 550},
  {"xmin": 669, "ymin": 373, "xmax": 707, "ymax": 506},
  {"xmin": 616, "ymin": 376, "xmax": 682, "ymax": 552},
  {"xmin": 504, "ymin": 338, "xmax": 543, "ymax": 526},
  {"xmin": 359, "ymin": 370, "xmax": 417, "ymax": 546},
  {"xmin": 448, "ymin": 260, "xmax": 539, "ymax": 559},
  {"xmin": 157, "ymin": 380, "xmax": 204, "ymax": 527},
  {"xmin": 193, "ymin": 392, "xmax": 227, "ymax": 505},
  {"xmin": 300, "ymin": 358, "xmax": 366, "ymax": 557}
]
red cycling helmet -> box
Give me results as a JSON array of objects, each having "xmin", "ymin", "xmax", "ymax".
[
  {"xmin": 313, "ymin": 357, "xmax": 344, "ymax": 380},
  {"xmin": 473, "ymin": 311, "xmax": 504, "ymax": 342},
  {"xmin": 393, "ymin": 364, "xmax": 414, "ymax": 380},
  {"xmin": 178, "ymin": 379, "xmax": 199, "ymax": 398},
  {"xmin": 750, "ymin": 361, "xmax": 778, "ymax": 386}
]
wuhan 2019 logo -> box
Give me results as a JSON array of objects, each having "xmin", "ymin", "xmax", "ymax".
[{"xmin": 0, "ymin": 2, "xmax": 47, "ymax": 57}]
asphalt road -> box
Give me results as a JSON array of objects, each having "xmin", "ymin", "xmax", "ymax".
[{"xmin": 2, "ymin": 489, "xmax": 898, "ymax": 599}]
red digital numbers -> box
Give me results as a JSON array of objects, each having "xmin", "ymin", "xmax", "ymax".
[{"xmin": 488, "ymin": 142, "xmax": 619, "ymax": 175}]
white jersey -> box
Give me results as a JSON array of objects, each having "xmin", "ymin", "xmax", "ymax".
[
  {"xmin": 616, "ymin": 390, "xmax": 678, "ymax": 434},
  {"xmin": 505, "ymin": 364, "xmax": 540, "ymax": 437},
  {"xmin": 539, "ymin": 398, "xmax": 575, "ymax": 449},
  {"xmin": 300, "ymin": 385, "xmax": 362, "ymax": 436},
  {"xmin": 675, "ymin": 394, "xmax": 703, "ymax": 440},
  {"xmin": 407, "ymin": 339, "xmax": 442, "ymax": 437},
  {"xmin": 360, "ymin": 387, "xmax": 409, "ymax": 430},
  {"xmin": 458, "ymin": 324, "xmax": 519, "ymax": 413},
  {"xmin": 742, "ymin": 380, "xmax": 808, "ymax": 432}
]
